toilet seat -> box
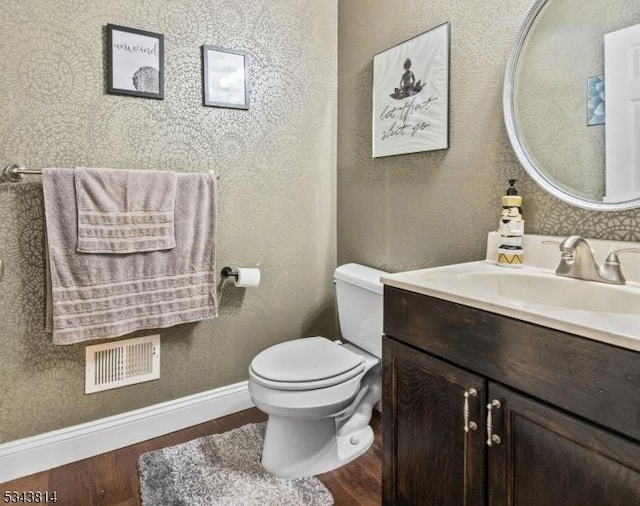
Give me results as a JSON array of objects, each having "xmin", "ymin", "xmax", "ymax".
[{"xmin": 249, "ymin": 337, "xmax": 365, "ymax": 391}]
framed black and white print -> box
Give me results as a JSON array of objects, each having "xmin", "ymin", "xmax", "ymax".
[
  {"xmin": 372, "ymin": 22, "xmax": 450, "ymax": 158},
  {"xmin": 202, "ymin": 45, "xmax": 249, "ymax": 110},
  {"xmin": 107, "ymin": 24, "xmax": 164, "ymax": 100}
]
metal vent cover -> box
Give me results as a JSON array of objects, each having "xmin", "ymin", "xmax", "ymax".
[{"xmin": 85, "ymin": 334, "xmax": 160, "ymax": 394}]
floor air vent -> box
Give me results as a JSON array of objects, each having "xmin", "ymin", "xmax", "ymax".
[{"xmin": 85, "ymin": 334, "xmax": 160, "ymax": 394}]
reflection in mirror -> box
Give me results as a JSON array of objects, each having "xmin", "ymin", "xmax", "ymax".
[
  {"xmin": 604, "ymin": 23, "xmax": 640, "ymax": 203},
  {"xmin": 504, "ymin": 0, "xmax": 640, "ymax": 211}
]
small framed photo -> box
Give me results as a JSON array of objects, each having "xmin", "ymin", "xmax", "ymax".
[
  {"xmin": 202, "ymin": 45, "xmax": 249, "ymax": 110},
  {"xmin": 372, "ymin": 22, "xmax": 450, "ymax": 157},
  {"xmin": 107, "ymin": 24, "xmax": 164, "ymax": 100}
]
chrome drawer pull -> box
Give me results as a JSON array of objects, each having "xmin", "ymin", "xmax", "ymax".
[
  {"xmin": 463, "ymin": 388, "xmax": 478, "ymax": 433},
  {"xmin": 486, "ymin": 399, "xmax": 502, "ymax": 446}
]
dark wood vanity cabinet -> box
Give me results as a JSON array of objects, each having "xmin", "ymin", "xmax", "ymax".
[
  {"xmin": 382, "ymin": 285, "xmax": 640, "ymax": 506},
  {"xmin": 382, "ymin": 339, "xmax": 486, "ymax": 505}
]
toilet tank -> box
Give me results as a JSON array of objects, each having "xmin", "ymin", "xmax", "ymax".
[{"xmin": 334, "ymin": 263, "xmax": 387, "ymax": 358}]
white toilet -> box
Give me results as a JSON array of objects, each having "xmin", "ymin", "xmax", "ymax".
[{"xmin": 248, "ymin": 263, "xmax": 387, "ymax": 478}]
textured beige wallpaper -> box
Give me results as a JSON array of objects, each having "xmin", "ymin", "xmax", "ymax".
[
  {"xmin": 338, "ymin": 0, "xmax": 640, "ymax": 274},
  {"xmin": 4, "ymin": 0, "xmax": 640, "ymax": 447},
  {"xmin": 0, "ymin": 0, "xmax": 337, "ymax": 443}
]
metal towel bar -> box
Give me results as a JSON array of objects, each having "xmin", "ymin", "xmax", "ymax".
[
  {"xmin": 0, "ymin": 163, "xmax": 219, "ymax": 284},
  {"xmin": 2, "ymin": 164, "xmax": 219, "ymax": 181},
  {"xmin": 3, "ymin": 164, "xmax": 40, "ymax": 181}
]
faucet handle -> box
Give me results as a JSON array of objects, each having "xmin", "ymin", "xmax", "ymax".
[
  {"xmin": 605, "ymin": 248, "xmax": 640, "ymax": 264},
  {"xmin": 542, "ymin": 240, "xmax": 576, "ymax": 263},
  {"xmin": 542, "ymin": 240, "xmax": 570, "ymax": 258},
  {"xmin": 600, "ymin": 248, "xmax": 640, "ymax": 284}
]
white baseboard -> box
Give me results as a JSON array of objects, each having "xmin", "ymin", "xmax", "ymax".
[{"xmin": 0, "ymin": 381, "xmax": 253, "ymax": 484}]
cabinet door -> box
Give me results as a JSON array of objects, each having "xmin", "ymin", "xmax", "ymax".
[
  {"xmin": 383, "ymin": 337, "xmax": 486, "ymax": 506},
  {"xmin": 488, "ymin": 383, "xmax": 640, "ymax": 506}
]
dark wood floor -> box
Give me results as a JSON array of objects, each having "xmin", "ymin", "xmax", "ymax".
[{"xmin": 0, "ymin": 407, "xmax": 381, "ymax": 505}]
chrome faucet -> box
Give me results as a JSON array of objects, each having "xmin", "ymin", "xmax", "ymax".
[
  {"xmin": 555, "ymin": 236, "xmax": 604, "ymax": 282},
  {"xmin": 552, "ymin": 235, "xmax": 640, "ymax": 285}
]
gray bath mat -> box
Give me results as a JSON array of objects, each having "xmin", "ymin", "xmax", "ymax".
[{"xmin": 138, "ymin": 422, "xmax": 334, "ymax": 506}]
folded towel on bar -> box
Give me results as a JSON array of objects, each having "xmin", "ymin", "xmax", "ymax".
[
  {"xmin": 43, "ymin": 168, "xmax": 217, "ymax": 345},
  {"xmin": 75, "ymin": 167, "xmax": 177, "ymax": 253}
]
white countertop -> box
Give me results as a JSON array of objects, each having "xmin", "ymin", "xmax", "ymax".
[{"xmin": 381, "ymin": 232, "xmax": 640, "ymax": 352}]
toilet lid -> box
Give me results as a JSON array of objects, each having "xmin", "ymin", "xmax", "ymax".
[{"xmin": 250, "ymin": 336, "xmax": 364, "ymax": 387}]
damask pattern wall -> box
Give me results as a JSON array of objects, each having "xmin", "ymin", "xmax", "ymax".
[
  {"xmin": 338, "ymin": 0, "xmax": 640, "ymax": 274},
  {"xmin": 0, "ymin": 0, "xmax": 337, "ymax": 443}
]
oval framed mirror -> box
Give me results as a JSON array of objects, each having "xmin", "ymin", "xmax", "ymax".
[{"xmin": 504, "ymin": 0, "xmax": 640, "ymax": 211}]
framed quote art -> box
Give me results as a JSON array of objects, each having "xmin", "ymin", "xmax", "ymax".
[
  {"xmin": 107, "ymin": 24, "xmax": 164, "ymax": 100},
  {"xmin": 372, "ymin": 22, "xmax": 450, "ymax": 158}
]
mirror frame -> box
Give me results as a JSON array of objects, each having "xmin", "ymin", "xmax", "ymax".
[{"xmin": 503, "ymin": 0, "xmax": 640, "ymax": 212}]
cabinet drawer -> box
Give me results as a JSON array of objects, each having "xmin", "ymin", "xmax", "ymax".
[{"xmin": 383, "ymin": 285, "xmax": 640, "ymax": 442}]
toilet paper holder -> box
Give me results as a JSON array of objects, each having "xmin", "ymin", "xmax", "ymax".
[
  {"xmin": 221, "ymin": 266, "xmax": 238, "ymax": 279},
  {"xmin": 221, "ymin": 266, "xmax": 261, "ymax": 288}
]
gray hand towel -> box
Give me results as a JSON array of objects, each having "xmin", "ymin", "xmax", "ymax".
[
  {"xmin": 75, "ymin": 167, "xmax": 177, "ymax": 253},
  {"xmin": 43, "ymin": 168, "xmax": 217, "ymax": 345}
]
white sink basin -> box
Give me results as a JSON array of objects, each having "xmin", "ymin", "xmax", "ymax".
[
  {"xmin": 382, "ymin": 259, "xmax": 640, "ymax": 352},
  {"xmin": 456, "ymin": 270, "xmax": 640, "ymax": 315}
]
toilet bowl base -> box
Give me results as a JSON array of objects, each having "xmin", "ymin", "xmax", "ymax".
[{"xmin": 260, "ymin": 415, "xmax": 374, "ymax": 478}]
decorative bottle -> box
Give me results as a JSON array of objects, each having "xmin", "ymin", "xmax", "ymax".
[{"xmin": 497, "ymin": 179, "xmax": 524, "ymax": 267}]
